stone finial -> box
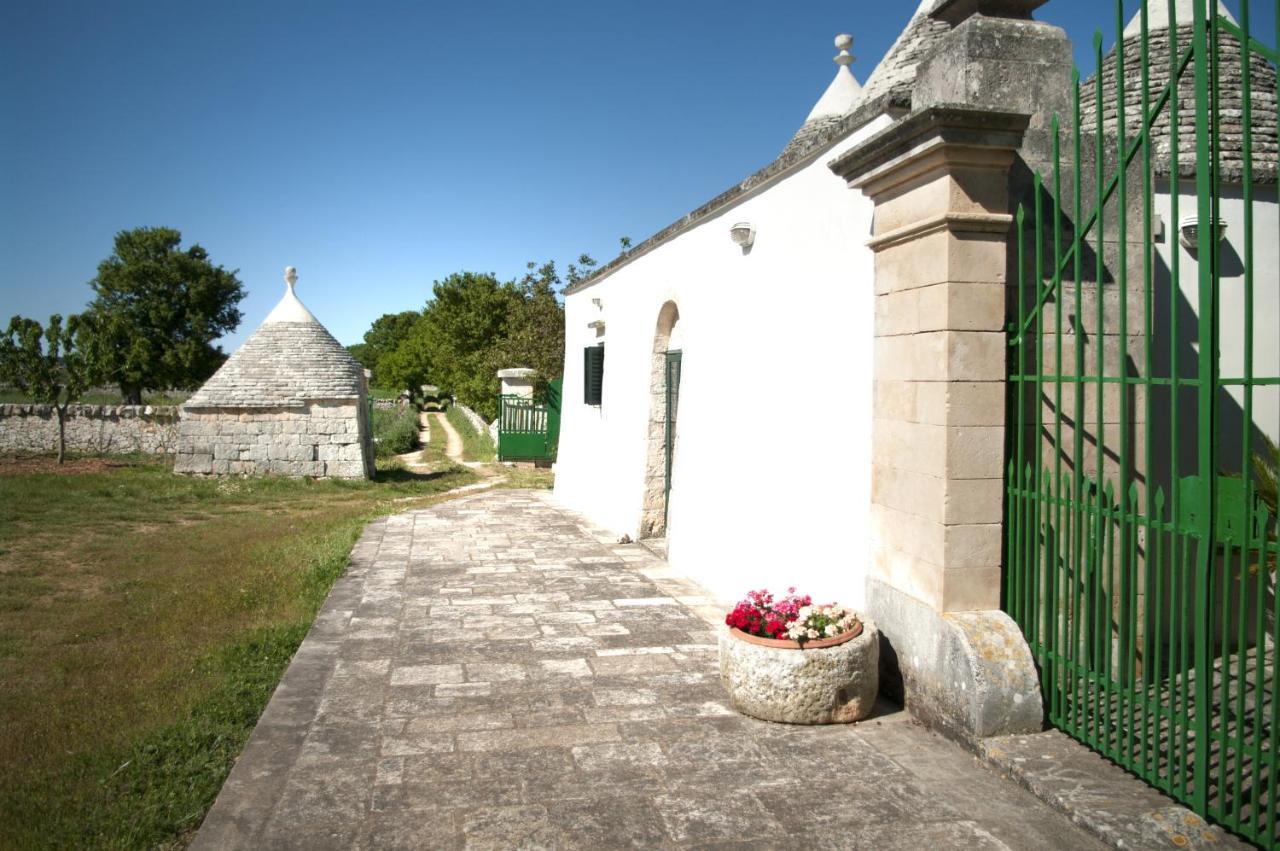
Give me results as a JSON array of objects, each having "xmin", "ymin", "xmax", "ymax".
[
  {"xmin": 285, "ymin": 266, "xmax": 298, "ymax": 291},
  {"xmin": 834, "ymin": 34, "xmax": 855, "ymax": 67}
]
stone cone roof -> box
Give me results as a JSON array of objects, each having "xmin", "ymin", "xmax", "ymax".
[
  {"xmin": 184, "ymin": 274, "xmax": 365, "ymax": 410},
  {"xmin": 859, "ymin": 0, "xmax": 952, "ymax": 107},
  {"xmin": 1080, "ymin": 3, "xmax": 1277, "ymax": 184}
]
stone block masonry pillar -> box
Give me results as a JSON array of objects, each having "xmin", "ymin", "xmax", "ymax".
[{"xmin": 828, "ymin": 0, "xmax": 1073, "ymax": 744}]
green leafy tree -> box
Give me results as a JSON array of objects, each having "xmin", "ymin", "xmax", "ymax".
[
  {"xmin": 87, "ymin": 227, "xmax": 244, "ymax": 403},
  {"xmin": 354, "ymin": 254, "xmax": 592, "ymax": 420},
  {"xmin": 376, "ymin": 315, "xmax": 434, "ymax": 398},
  {"xmin": 0, "ymin": 314, "xmax": 98, "ymax": 463},
  {"xmin": 357, "ymin": 310, "xmax": 422, "ymax": 387}
]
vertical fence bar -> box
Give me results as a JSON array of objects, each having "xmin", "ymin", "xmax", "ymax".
[
  {"xmin": 1113, "ymin": 0, "xmax": 1131, "ymax": 760},
  {"xmin": 1071, "ymin": 67, "xmax": 1087, "ymax": 741},
  {"xmin": 1137, "ymin": 0, "xmax": 1155, "ymax": 783},
  {"xmin": 1034, "ymin": 171, "xmax": 1046, "ymax": 669},
  {"xmin": 1190, "ymin": 0, "xmax": 1215, "ymax": 815},
  {"xmin": 1052, "ymin": 119, "xmax": 1066, "ymax": 730},
  {"xmin": 1234, "ymin": 0, "xmax": 1259, "ymax": 836},
  {"xmin": 1092, "ymin": 29, "xmax": 1107, "ymax": 751}
]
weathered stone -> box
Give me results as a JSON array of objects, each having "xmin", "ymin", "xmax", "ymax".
[
  {"xmin": 0, "ymin": 403, "xmax": 180, "ymax": 455},
  {"xmin": 718, "ymin": 623, "xmax": 879, "ymax": 724}
]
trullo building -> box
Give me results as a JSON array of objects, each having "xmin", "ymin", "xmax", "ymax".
[{"xmin": 173, "ymin": 267, "xmax": 374, "ymax": 479}]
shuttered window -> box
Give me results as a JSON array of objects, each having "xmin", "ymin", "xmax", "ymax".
[{"xmin": 583, "ymin": 345, "xmax": 604, "ymax": 406}]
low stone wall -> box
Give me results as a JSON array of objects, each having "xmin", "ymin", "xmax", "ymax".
[
  {"xmin": 0, "ymin": 404, "xmax": 181, "ymax": 455},
  {"xmin": 454, "ymin": 403, "xmax": 493, "ymax": 443},
  {"xmin": 173, "ymin": 401, "xmax": 371, "ymax": 479}
]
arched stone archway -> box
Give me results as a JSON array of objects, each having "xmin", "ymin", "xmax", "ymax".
[{"xmin": 640, "ymin": 301, "xmax": 681, "ymax": 538}]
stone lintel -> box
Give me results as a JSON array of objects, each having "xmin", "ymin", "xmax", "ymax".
[{"xmin": 829, "ymin": 104, "xmax": 1029, "ymax": 191}]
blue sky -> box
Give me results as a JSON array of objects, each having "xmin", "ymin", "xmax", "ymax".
[{"xmin": 1, "ymin": 1, "xmax": 1273, "ymax": 350}]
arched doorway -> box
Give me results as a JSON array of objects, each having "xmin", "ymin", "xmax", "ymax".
[{"xmin": 640, "ymin": 302, "xmax": 681, "ymax": 538}]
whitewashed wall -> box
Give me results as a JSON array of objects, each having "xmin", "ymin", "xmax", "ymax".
[
  {"xmin": 555, "ymin": 115, "xmax": 892, "ymax": 609},
  {"xmin": 1154, "ymin": 183, "xmax": 1280, "ymax": 445}
]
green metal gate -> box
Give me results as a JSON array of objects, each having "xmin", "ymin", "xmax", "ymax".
[
  {"xmin": 664, "ymin": 350, "xmax": 682, "ymax": 528},
  {"xmin": 497, "ymin": 379, "xmax": 562, "ymax": 462},
  {"xmin": 1005, "ymin": 1, "xmax": 1278, "ymax": 845}
]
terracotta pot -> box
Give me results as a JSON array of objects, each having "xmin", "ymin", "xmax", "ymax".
[{"xmin": 728, "ymin": 621, "xmax": 863, "ymax": 650}]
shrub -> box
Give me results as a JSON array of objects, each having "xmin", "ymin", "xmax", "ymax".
[{"xmin": 371, "ymin": 406, "xmax": 418, "ymax": 458}]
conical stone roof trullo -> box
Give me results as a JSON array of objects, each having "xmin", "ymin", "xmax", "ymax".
[
  {"xmin": 185, "ymin": 268, "xmax": 365, "ymax": 410},
  {"xmin": 174, "ymin": 267, "xmax": 374, "ymax": 479}
]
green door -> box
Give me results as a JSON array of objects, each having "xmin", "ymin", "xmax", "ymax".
[{"xmin": 664, "ymin": 350, "xmax": 682, "ymax": 528}]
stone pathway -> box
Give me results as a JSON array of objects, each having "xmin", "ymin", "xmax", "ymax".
[{"xmin": 192, "ymin": 490, "xmax": 1109, "ymax": 850}]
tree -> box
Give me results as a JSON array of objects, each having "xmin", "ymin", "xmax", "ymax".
[
  {"xmin": 0, "ymin": 315, "xmax": 98, "ymax": 463},
  {"xmin": 86, "ymin": 227, "xmax": 244, "ymax": 403},
  {"xmin": 375, "ymin": 314, "xmax": 433, "ymax": 398},
  {"xmin": 355, "ymin": 310, "xmax": 422, "ymax": 387},
  {"xmin": 352, "ymin": 253, "xmax": 592, "ymax": 419}
]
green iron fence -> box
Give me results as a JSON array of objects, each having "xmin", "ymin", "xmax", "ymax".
[
  {"xmin": 497, "ymin": 379, "xmax": 562, "ymax": 462},
  {"xmin": 1005, "ymin": 0, "xmax": 1278, "ymax": 845}
]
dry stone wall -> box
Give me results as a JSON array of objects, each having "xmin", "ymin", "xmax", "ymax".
[
  {"xmin": 0, "ymin": 404, "xmax": 180, "ymax": 455},
  {"xmin": 173, "ymin": 401, "xmax": 368, "ymax": 478}
]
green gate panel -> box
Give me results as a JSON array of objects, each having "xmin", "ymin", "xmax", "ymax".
[{"xmin": 1002, "ymin": 3, "xmax": 1278, "ymax": 846}]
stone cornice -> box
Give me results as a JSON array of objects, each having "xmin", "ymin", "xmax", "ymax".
[
  {"xmin": 828, "ymin": 104, "xmax": 1029, "ymax": 190},
  {"xmin": 865, "ymin": 211, "xmax": 1014, "ymax": 252}
]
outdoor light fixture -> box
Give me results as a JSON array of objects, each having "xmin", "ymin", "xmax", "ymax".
[
  {"xmin": 729, "ymin": 222, "xmax": 755, "ymax": 250},
  {"xmin": 1178, "ymin": 215, "xmax": 1228, "ymax": 252}
]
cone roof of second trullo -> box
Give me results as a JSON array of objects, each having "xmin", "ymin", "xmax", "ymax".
[{"xmin": 184, "ymin": 267, "xmax": 365, "ymax": 410}]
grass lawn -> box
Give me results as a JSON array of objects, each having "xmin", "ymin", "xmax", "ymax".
[
  {"xmin": 0, "ymin": 455, "xmax": 478, "ymax": 849},
  {"xmin": 446, "ymin": 404, "xmax": 496, "ymax": 463}
]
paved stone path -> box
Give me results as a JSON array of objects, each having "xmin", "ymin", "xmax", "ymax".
[{"xmin": 192, "ymin": 490, "xmax": 1109, "ymax": 850}]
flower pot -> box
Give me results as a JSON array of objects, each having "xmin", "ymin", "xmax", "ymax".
[
  {"xmin": 726, "ymin": 622, "xmax": 864, "ymax": 650},
  {"xmin": 718, "ymin": 619, "xmax": 879, "ymax": 725}
]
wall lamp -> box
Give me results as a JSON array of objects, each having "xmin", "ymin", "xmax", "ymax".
[
  {"xmin": 1178, "ymin": 215, "xmax": 1227, "ymax": 252},
  {"xmin": 729, "ymin": 222, "xmax": 755, "ymax": 251}
]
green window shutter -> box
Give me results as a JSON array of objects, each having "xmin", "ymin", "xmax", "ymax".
[{"xmin": 583, "ymin": 345, "xmax": 604, "ymax": 405}]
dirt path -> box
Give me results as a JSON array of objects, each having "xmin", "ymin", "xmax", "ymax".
[
  {"xmin": 430, "ymin": 411, "xmax": 466, "ymax": 464},
  {"xmin": 393, "ymin": 411, "xmax": 434, "ymax": 470}
]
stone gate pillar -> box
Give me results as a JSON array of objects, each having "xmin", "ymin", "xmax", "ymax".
[{"xmin": 829, "ymin": 0, "xmax": 1072, "ymax": 743}]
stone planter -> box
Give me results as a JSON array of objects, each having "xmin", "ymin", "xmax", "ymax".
[{"xmin": 718, "ymin": 619, "xmax": 879, "ymax": 724}]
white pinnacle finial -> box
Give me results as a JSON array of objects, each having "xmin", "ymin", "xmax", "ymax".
[
  {"xmin": 834, "ymin": 34, "xmax": 855, "ymax": 67},
  {"xmin": 284, "ymin": 266, "xmax": 298, "ymax": 291}
]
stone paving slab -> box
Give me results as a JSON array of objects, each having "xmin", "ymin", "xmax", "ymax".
[
  {"xmin": 980, "ymin": 732, "xmax": 1249, "ymax": 850},
  {"xmin": 192, "ymin": 490, "xmax": 1110, "ymax": 850}
]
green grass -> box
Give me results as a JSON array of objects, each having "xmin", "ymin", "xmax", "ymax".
[
  {"xmin": 0, "ymin": 457, "xmax": 477, "ymax": 849},
  {"xmin": 417, "ymin": 412, "xmax": 451, "ymax": 466},
  {"xmin": 446, "ymin": 404, "xmax": 496, "ymax": 463}
]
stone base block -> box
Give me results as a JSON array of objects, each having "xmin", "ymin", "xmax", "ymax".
[
  {"xmin": 867, "ymin": 577, "xmax": 1042, "ymax": 744},
  {"xmin": 718, "ymin": 622, "xmax": 879, "ymax": 724}
]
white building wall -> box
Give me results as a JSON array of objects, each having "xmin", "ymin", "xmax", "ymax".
[
  {"xmin": 555, "ymin": 115, "xmax": 893, "ymax": 609},
  {"xmin": 1154, "ymin": 182, "xmax": 1280, "ymax": 445}
]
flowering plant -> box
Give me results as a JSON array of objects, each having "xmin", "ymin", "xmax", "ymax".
[{"xmin": 725, "ymin": 588, "xmax": 861, "ymax": 645}]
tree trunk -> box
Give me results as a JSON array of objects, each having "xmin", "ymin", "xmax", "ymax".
[
  {"xmin": 56, "ymin": 404, "xmax": 67, "ymax": 465},
  {"xmin": 120, "ymin": 383, "xmax": 142, "ymax": 405}
]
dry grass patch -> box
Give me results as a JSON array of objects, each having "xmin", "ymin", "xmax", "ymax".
[{"xmin": 0, "ymin": 456, "xmax": 477, "ymax": 849}]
